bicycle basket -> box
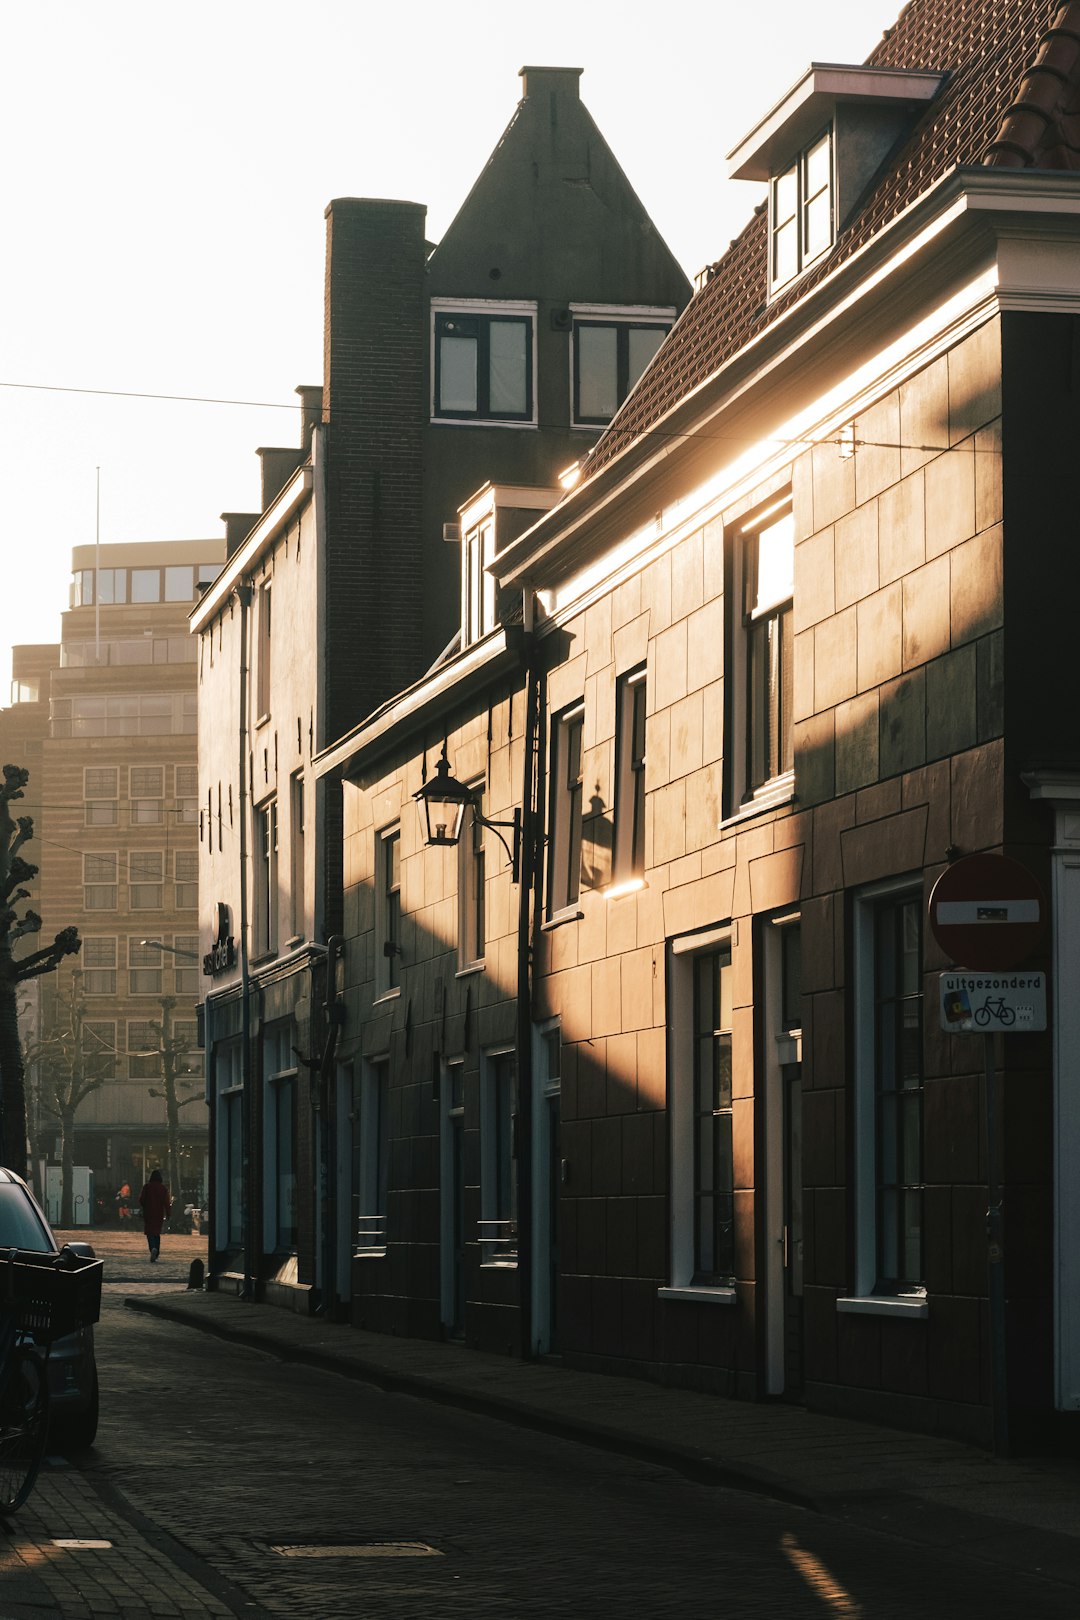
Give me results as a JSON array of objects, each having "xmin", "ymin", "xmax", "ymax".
[{"xmin": 1, "ymin": 1249, "xmax": 104, "ymax": 1341}]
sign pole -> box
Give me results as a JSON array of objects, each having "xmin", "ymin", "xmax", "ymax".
[{"xmin": 983, "ymin": 1032, "xmax": 1009, "ymax": 1457}]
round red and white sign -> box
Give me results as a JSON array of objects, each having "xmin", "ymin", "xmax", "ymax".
[{"xmin": 928, "ymin": 853, "xmax": 1046, "ymax": 971}]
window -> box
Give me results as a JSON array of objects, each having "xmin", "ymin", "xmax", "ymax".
[
  {"xmin": 264, "ymin": 1024, "xmax": 297, "ymax": 1252},
  {"xmin": 131, "ymin": 568, "xmax": 161, "ymax": 603},
  {"xmin": 172, "ymin": 935, "xmax": 200, "ymax": 996},
  {"xmin": 216, "ymin": 1041, "xmax": 244, "ymax": 1248},
  {"xmin": 129, "ymin": 851, "xmax": 164, "ymax": 909},
  {"xmin": 290, "ymin": 773, "xmax": 305, "ymax": 939},
  {"xmin": 254, "ymin": 800, "xmax": 278, "ymax": 955},
  {"xmin": 84, "ymin": 766, "xmax": 118, "ymax": 827},
  {"xmin": 82, "ymin": 937, "xmax": 117, "ymax": 996},
  {"xmin": 433, "ymin": 303, "xmax": 534, "ymax": 423},
  {"xmin": 480, "ymin": 1049, "xmax": 517, "ymax": 1263},
  {"xmin": 173, "ymin": 1019, "xmax": 201, "ymax": 1076},
  {"xmin": 375, "ymin": 824, "xmax": 401, "ymax": 996},
  {"xmin": 664, "ymin": 928, "xmax": 737, "ymax": 1300},
  {"xmin": 128, "ymin": 938, "xmax": 163, "ymax": 996},
  {"xmin": 84, "ymin": 852, "xmax": 117, "ymax": 910},
  {"xmin": 175, "ymin": 850, "xmax": 198, "ymax": 910},
  {"xmin": 457, "ymin": 794, "xmax": 486, "ymax": 969},
  {"xmin": 128, "ymin": 1019, "xmax": 159, "ymax": 1080},
  {"xmin": 130, "ymin": 798, "xmax": 163, "ymax": 826},
  {"xmin": 96, "ymin": 567, "xmax": 127, "ymax": 604},
  {"xmin": 849, "ymin": 883, "xmax": 925, "ymax": 1304},
  {"xmin": 771, "ymin": 128, "xmax": 833, "ymax": 290},
  {"xmin": 130, "ymin": 766, "xmax": 164, "ymax": 797},
  {"xmin": 83, "ymin": 1022, "xmax": 117, "ymax": 1074},
  {"xmin": 71, "ymin": 569, "xmax": 94, "ymax": 607},
  {"xmin": 164, "ymin": 565, "xmax": 194, "ymax": 601},
  {"xmin": 256, "ymin": 581, "xmax": 272, "ymax": 719},
  {"xmin": 547, "ymin": 705, "xmax": 584, "ymax": 917},
  {"xmin": 613, "ymin": 668, "xmax": 647, "ymax": 885},
  {"xmin": 572, "ymin": 314, "xmax": 671, "ymax": 426},
  {"xmin": 51, "ymin": 693, "xmax": 195, "ymax": 736},
  {"xmin": 175, "ymin": 765, "xmax": 198, "ymax": 797},
  {"xmin": 729, "ymin": 496, "xmax": 795, "ymax": 813},
  {"xmin": 354, "ymin": 1057, "xmax": 389, "ymax": 1254},
  {"xmin": 461, "ymin": 514, "xmax": 496, "ymax": 647}
]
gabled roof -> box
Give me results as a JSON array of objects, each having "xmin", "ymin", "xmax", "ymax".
[{"xmin": 584, "ymin": 0, "xmax": 1080, "ymax": 481}]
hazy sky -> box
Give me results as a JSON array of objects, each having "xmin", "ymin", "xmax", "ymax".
[{"xmin": 0, "ymin": 0, "xmax": 902, "ymax": 696}]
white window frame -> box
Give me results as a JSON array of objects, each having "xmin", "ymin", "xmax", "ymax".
[
  {"xmin": 431, "ymin": 298, "xmax": 538, "ymax": 427},
  {"xmin": 547, "ymin": 703, "xmax": 585, "ymax": 920},
  {"xmin": 83, "ymin": 851, "xmax": 118, "ymax": 911},
  {"xmin": 129, "ymin": 849, "xmax": 164, "ymax": 910},
  {"xmin": 457, "ymin": 791, "xmax": 486, "ymax": 972},
  {"xmin": 660, "ymin": 925, "xmax": 738, "ymax": 1306},
  {"xmin": 256, "ymin": 580, "xmax": 272, "ymax": 721},
  {"xmin": 128, "ymin": 937, "xmax": 163, "ymax": 996},
  {"xmin": 612, "ymin": 666, "xmax": 647, "ymax": 889},
  {"xmin": 374, "ymin": 823, "xmax": 401, "ymax": 999},
  {"xmin": 354, "ymin": 1055, "xmax": 389, "ymax": 1257},
  {"xmin": 769, "ymin": 127, "xmax": 834, "ymax": 292},
  {"xmin": 840, "ymin": 875, "xmax": 929, "ymax": 1320},
  {"xmin": 253, "ymin": 799, "xmax": 278, "ymax": 957},
  {"xmin": 480, "ymin": 1045, "xmax": 518, "ymax": 1266},
  {"xmin": 262, "ymin": 1022, "xmax": 297, "ymax": 1254},
  {"xmin": 461, "ymin": 512, "xmax": 497, "ymax": 647},
  {"xmin": 569, "ymin": 303, "xmax": 674, "ymax": 428},
  {"xmin": 81, "ymin": 936, "xmax": 117, "ymax": 996},
  {"xmin": 725, "ymin": 494, "xmax": 795, "ymax": 822}
]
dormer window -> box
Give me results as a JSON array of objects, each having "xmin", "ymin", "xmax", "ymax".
[
  {"xmin": 728, "ymin": 63, "xmax": 944, "ymax": 298},
  {"xmin": 771, "ymin": 129, "xmax": 833, "ymax": 289},
  {"xmin": 455, "ymin": 482, "xmax": 560, "ymax": 650},
  {"xmin": 432, "ymin": 300, "xmax": 536, "ymax": 425}
]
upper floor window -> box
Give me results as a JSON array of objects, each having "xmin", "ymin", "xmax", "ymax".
[
  {"xmin": 256, "ymin": 582, "xmax": 272, "ymax": 720},
  {"xmin": 727, "ymin": 494, "xmax": 794, "ymax": 816},
  {"xmin": 771, "ymin": 129, "xmax": 833, "ymax": 291},
  {"xmin": 613, "ymin": 668, "xmax": 647, "ymax": 885},
  {"xmin": 462, "ymin": 513, "xmax": 496, "ymax": 647},
  {"xmin": 375, "ymin": 824, "xmax": 401, "ymax": 997},
  {"xmin": 432, "ymin": 302, "xmax": 535, "ymax": 424},
  {"xmin": 254, "ymin": 800, "xmax": 278, "ymax": 955},
  {"xmin": 547, "ymin": 704, "xmax": 584, "ymax": 918},
  {"xmin": 459, "ymin": 794, "xmax": 486, "ymax": 970},
  {"xmin": 571, "ymin": 310, "xmax": 672, "ymax": 427}
]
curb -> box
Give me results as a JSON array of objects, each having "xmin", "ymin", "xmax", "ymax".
[{"xmin": 123, "ymin": 1294, "xmax": 816, "ymax": 1512}]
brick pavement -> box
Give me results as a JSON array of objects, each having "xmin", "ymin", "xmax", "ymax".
[{"xmin": 124, "ymin": 1285, "xmax": 1080, "ymax": 1589}]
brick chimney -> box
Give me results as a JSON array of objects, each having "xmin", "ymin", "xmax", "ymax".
[{"xmin": 321, "ymin": 198, "xmax": 427, "ymax": 745}]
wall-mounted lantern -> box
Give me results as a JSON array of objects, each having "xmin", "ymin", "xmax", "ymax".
[{"xmin": 413, "ymin": 745, "xmax": 521, "ymax": 883}]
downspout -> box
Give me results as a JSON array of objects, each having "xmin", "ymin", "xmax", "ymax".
[
  {"xmin": 316, "ymin": 934, "xmax": 346, "ymax": 1314},
  {"xmin": 235, "ymin": 581, "xmax": 256, "ymax": 1301},
  {"xmin": 516, "ymin": 594, "xmax": 541, "ymax": 1357}
]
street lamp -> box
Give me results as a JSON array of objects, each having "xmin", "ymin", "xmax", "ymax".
[
  {"xmin": 413, "ymin": 745, "xmax": 521, "ymax": 882},
  {"xmin": 139, "ymin": 939, "xmax": 200, "ymax": 961}
]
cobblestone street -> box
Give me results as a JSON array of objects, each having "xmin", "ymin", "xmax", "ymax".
[{"xmin": 0, "ymin": 1237, "xmax": 1074, "ymax": 1617}]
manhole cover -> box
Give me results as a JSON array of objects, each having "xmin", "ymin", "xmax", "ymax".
[{"xmin": 270, "ymin": 1542, "xmax": 441, "ymax": 1559}]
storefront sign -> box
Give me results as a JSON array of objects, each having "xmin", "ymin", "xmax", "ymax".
[{"xmin": 203, "ymin": 901, "xmax": 237, "ymax": 978}]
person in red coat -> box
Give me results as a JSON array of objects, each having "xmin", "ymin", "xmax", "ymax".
[{"xmin": 138, "ymin": 1169, "xmax": 173, "ymax": 1262}]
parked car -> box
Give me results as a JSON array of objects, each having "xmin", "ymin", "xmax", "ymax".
[{"xmin": 0, "ymin": 1168, "xmax": 99, "ymax": 1448}]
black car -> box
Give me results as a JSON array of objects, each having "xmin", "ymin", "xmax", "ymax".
[{"xmin": 0, "ymin": 1168, "xmax": 99, "ymax": 1448}]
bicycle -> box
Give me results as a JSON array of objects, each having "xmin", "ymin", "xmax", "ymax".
[
  {"xmin": 0, "ymin": 1248, "xmax": 103, "ymax": 1514},
  {"xmin": 974, "ymin": 998, "xmax": 1016, "ymax": 1027}
]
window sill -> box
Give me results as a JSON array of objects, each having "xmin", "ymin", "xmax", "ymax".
[
  {"xmin": 254, "ymin": 713, "xmax": 271, "ymax": 731},
  {"xmin": 542, "ymin": 907, "xmax": 584, "ymax": 932},
  {"xmin": 283, "ymin": 933, "xmax": 304, "ymax": 951},
  {"xmin": 353, "ymin": 1246, "xmax": 387, "ymax": 1261},
  {"xmin": 430, "ymin": 416, "xmax": 538, "ymax": 431},
  {"xmin": 372, "ymin": 987, "xmax": 401, "ymax": 1006},
  {"xmin": 657, "ymin": 1284, "xmax": 736, "ymax": 1306},
  {"xmin": 480, "ymin": 1258, "xmax": 519, "ymax": 1270},
  {"xmin": 250, "ymin": 950, "xmax": 278, "ymax": 968},
  {"xmin": 721, "ymin": 772, "xmax": 795, "ymax": 831},
  {"xmin": 836, "ymin": 1293, "xmax": 928, "ymax": 1320},
  {"xmin": 455, "ymin": 961, "xmax": 486, "ymax": 980}
]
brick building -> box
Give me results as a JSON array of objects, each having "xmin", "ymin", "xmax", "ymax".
[
  {"xmin": 195, "ymin": 65, "xmax": 690, "ymax": 1308},
  {"xmin": 321, "ymin": 0, "xmax": 1080, "ymax": 1451}
]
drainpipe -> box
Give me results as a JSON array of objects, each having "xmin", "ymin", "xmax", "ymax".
[
  {"xmin": 235, "ymin": 581, "xmax": 256, "ymax": 1301},
  {"xmin": 317, "ymin": 935, "xmax": 346, "ymax": 1314},
  {"xmin": 515, "ymin": 595, "xmax": 541, "ymax": 1358}
]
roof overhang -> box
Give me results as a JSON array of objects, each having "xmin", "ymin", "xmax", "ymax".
[
  {"xmin": 727, "ymin": 63, "xmax": 944, "ymax": 181},
  {"xmin": 190, "ymin": 463, "xmax": 312, "ymax": 632},
  {"xmin": 494, "ymin": 168, "xmax": 1080, "ymax": 600}
]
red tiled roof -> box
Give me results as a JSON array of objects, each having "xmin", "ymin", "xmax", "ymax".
[{"xmin": 585, "ymin": 0, "xmax": 1080, "ymax": 479}]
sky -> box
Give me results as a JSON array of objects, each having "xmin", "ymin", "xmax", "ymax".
[{"xmin": 0, "ymin": 0, "xmax": 903, "ymax": 698}]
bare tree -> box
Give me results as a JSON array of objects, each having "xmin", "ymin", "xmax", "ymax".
[
  {"xmin": 144, "ymin": 996, "xmax": 203, "ymax": 1217},
  {"xmin": 27, "ymin": 970, "xmax": 111, "ymax": 1226},
  {"xmin": 0, "ymin": 764, "xmax": 80, "ymax": 1176}
]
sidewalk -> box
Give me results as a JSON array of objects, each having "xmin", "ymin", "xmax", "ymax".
[{"xmin": 123, "ymin": 1282, "xmax": 1080, "ymax": 1590}]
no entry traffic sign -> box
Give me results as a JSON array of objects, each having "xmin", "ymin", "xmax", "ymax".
[{"xmin": 928, "ymin": 853, "xmax": 1046, "ymax": 971}]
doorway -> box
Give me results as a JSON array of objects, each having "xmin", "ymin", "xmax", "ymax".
[{"xmin": 764, "ymin": 916, "xmax": 803, "ymax": 1398}]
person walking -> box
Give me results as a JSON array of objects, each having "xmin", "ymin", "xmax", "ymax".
[{"xmin": 138, "ymin": 1169, "xmax": 172, "ymax": 1262}]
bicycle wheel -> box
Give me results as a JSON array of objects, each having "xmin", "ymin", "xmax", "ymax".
[{"xmin": 0, "ymin": 1348, "xmax": 50, "ymax": 1514}]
